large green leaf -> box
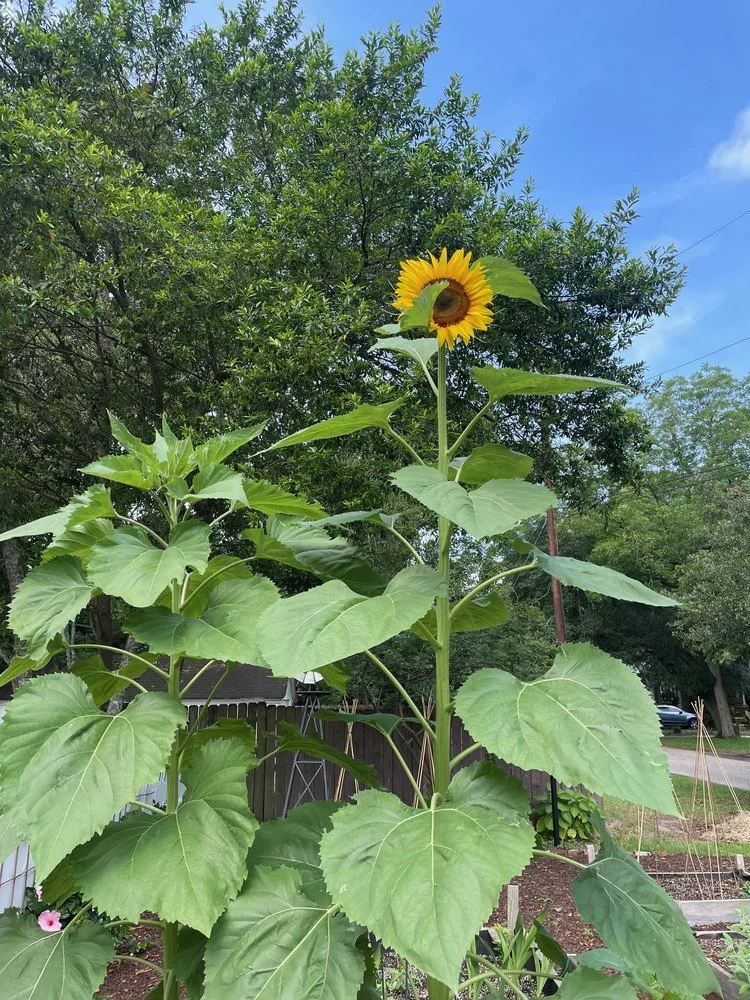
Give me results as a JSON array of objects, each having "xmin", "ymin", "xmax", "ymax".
[
  {"xmin": 0, "ymin": 911, "xmax": 114, "ymax": 1000},
  {"xmin": 268, "ymin": 399, "xmax": 404, "ymax": 450},
  {"xmin": 472, "ymin": 366, "xmax": 626, "ymax": 401},
  {"xmin": 476, "ymin": 256, "xmax": 544, "ymax": 306},
  {"xmin": 392, "ymin": 465, "xmax": 555, "ymax": 539},
  {"xmin": 243, "ymin": 480, "xmax": 325, "ymax": 519},
  {"xmin": 456, "ymin": 643, "xmax": 676, "ymax": 814},
  {"xmin": 202, "ymin": 865, "xmax": 364, "ymax": 1000},
  {"xmin": 42, "ymin": 518, "xmax": 115, "ymax": 564},
  {"xmin": 151, "ymin": 416, "xmax": 197, "ymax": 479},
  {"xmin": 126, "ymin": 576, "xmax": 279, "ymax": 663},
  {"xmin": 274, "ymin": 722, "xmax": 381, "ymax": 789},
  {"xmin": 555, "ymin": 966, "xmax": 637, "ymax": 1000},
  {"xmin": 87, "ymin": 523, "xmax": 209, "ymax": 607},
  {"xmin": 258, "ymin": 565, "xmax": 443, "ymax": 674},
  {"xmin": 178, "ymin": 464, "xmax": 248, "ymax": 504},
  {"xmin": 194, "ymin": 421, "xmax": 268, "ymax": 468},
  {"xmin": 0, "ymin": 809, "xmax": 23, "ymax": 863},
  {"xmin": 319, "ymin": 761, "xmax": 535, "ymax": 989},
  {"xmin": 398, "ymin": 280, "xmax": 448, "ymax": 331},
  {"xmin": 0, "ymin": 673, "xmax": 184, "ymax": 877},
  {"xmin": 246, "ymin": 800, "xmax": 341, "ymax": 902},
  {"xmin": 572, "ymin": 833, "xmax": 719, "ymax": 996},
  {"xmin": 419, "ymin": 592, "xmax": 509, "ymax": 637},
  {"xmin": 456, "ymin": 443, "xmax": 534, "ymax": 483},
  {"xmin": 245, "ymin": 516, "xmax": 384, "ymax": 597},
  {"xmin": 0, "ymin": 485, "xmax": 116, "ymax": 543},
  {"xmin": 8, "ymin": 556, "xmax": 95, "ymax": 658},
  {"xmin": 73, "ymin": 740, "xmax": 257, "ymax": 935},
  {"xmin": 70, "ymin": 653, "xmax": 150, "ymax": 706},
  {"xmin": 533, "ymin": 550, "xmax": 678, "ymax": 606},
  {"xmin": 80, "ymin": 453, "xmax": 158, "ymax": 489},
  {"xmin": 370, "ymin": 336, "xmax": 439, "ymax": 367}
]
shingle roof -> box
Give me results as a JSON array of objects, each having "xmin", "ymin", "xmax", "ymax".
[{"xmin": 141, "ymin": 659, "xmax": 293, "ymax": 703}]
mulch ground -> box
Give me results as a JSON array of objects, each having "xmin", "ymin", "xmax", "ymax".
[{"xmin": 97, "ymin": 853, "xmax": 743, "ymax": 999}]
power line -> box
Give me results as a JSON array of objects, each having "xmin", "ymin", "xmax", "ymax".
[
  {"xmin": 673, "ymin": 207, "xmax": 750, "ymax": 258},
  {"xmin": 646, "ymin": 334, "xmax": 750, "ymax": 381}
]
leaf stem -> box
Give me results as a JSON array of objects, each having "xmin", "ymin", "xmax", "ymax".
[
  {"xmin": 384, "ymin": 730, "xmax": 427, "ymax": 808},
  {"xmin": 448, "ymin": 400, "xmax": 491, "ymax": 458},
  {"xmin": 385, "ymin": 424, "xmax": 426, "ymax": 465},
  {"xmin": 376, "ymin": 520, "xmax": 425, "ymax": 564},
  {"xmin": 127, "ymin": 800, "xmax": 164, "ymax": 816},
  {"xmin": 179, "ymin": 660, "xmax": 217, "ymax": 697},
  {"xmin": 65, "ymin": 901, "xmax": 94, "ymax": 929},
  {"xmin": 363, "ymin": 650, "xmax": 434, "ymax": 741},
  {"xmin": 103, "ymin": 919, "xmax": 165, "ymax": 930},
  {"xmin": 449, "ymin": 562, "xmax": 537, "ymax": 621},
  {"xmin": 114, "ymin": 514, "xmax": 168, "ymax": 548},
  {"xmin": 187, "ymin": 667, "xmax": 230, "ymax": 735},
  {"xmin": 65, "ymin": 643, "xmax": 168, "ymax": 679},
  {"xmin": 115, "ymin": 955, "xmax": 166, "ymax": 976},
  {"xmin": 449, "ymin": 742, "xmax": 482, "ymax": 770},
  {"xmin": 180, "ymin": 557, "xmax": 255, "ymax": 611},
  {"xmin": 532, "ymin": 848, "xmax": 587, "ymax": 869}
]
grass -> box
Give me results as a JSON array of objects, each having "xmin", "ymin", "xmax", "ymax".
[
  {"xmin": 604, "ymin": 775, "xmax": 750, "ymax": 857},
  {"xmin": 661, "ymin": 735, "xmax": 750, "ymax": 755}
]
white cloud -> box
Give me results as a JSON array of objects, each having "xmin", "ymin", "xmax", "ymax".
[
  {"xmin": 628, "ymin": 292, "xmax": 723, "ymax": 366},
  {"xmin": 708, "ymin": 107, "xmax": 750, "ymax": 178}
]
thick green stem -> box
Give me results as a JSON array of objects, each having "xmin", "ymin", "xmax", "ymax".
[
  {"xmin": 428, "ymin": 346, "xmax": 453, "ymax": 1000},
  {"xmin": 162, "ymin": 508, "xmax": 182, "ymax": 1000}
]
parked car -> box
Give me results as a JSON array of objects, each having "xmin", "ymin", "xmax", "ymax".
[{"xmin": 656, "ymin": 704, "xmax": 698, "ymax": 729}]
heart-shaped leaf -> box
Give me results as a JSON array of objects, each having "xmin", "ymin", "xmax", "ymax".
[
  {"xmin": 319, "ymin": 762, "xmax": 535, "ymax": 989},
  {"xmin": 0, "ymin": 911, "xmax": 114, "ymax": 1000},
  {"xmin": 392, "ymin": 465, "xmax": 555, "ymax": 539},
  {"xmin": 258, "ymin": 565, "xmax": 443, "ymax": 674},
  {"xmin": 555, "ymin": 966, "xmax": 637, "ymax": 1000},
  {"xmin": 455, "ymin": 643, "xmax": 676, "ymax": 814},
  {"xmin": 0, "ymin": 673, "xmax": 184, "ymax": 877},
  {"xmin": 126, "ymin": 576, "xmax": 279, "ymax": 663},
  {"xmin": 195, "ymin": 422, "xmax": 268, "ymax": 467},
  {"xmin": 456, "ymin": 443, "xmax": 534, "ymax": 483},
  {"xmin": 73, "ymin": 740, "xmax": 258, "ymax": 934},
  {"xmin": 8, "ymin": 556, "xmax": 95, "ymax": 659},
  {"xmin": 202, "ymin": 865, "xmax": 364, "ymax": 1000},
  {"xmin": 475, "ymin": 257, "xmax": 544, "ymax": 306}
]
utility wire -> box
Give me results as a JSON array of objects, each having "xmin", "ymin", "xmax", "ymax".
[
  {"xmin": 646, "ymin": 334, "xmax": 750, "ymax": 382},
  {"xmin": 673, "ymin": 207, "xmax": 750, "ymax": 258}
]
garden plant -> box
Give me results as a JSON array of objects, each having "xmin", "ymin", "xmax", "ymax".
[{"xmin": 0, "ymin": 250, "xmax": 719, "ymax": 999}]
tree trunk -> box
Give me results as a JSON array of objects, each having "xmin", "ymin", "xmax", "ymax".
[
  {"xmin": 707, "ymin": 661, "xmax": 735, "ymax": 738},
  {"xmin": 1, "ymin": 539, "xmax": 26, "ymax": 690},
  {"xmin": 89, "ymin": 593, "xmax": 115, "ymax": 670}
]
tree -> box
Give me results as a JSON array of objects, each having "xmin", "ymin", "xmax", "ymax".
[{"xmin": 675, "ymin": 483, "xmax": 750, "ymax": 734}]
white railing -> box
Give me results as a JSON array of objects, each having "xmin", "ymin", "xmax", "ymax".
[{"xmin": 0, "ymin": 774, "xmax": 169, "ymax": 914}]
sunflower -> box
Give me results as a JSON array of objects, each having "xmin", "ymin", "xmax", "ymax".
[{"xmin": 393, "ymin": 248, "xmax": 494, "ymax": 349}]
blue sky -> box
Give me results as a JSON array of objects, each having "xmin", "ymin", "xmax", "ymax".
[{"xmin": 191, "ymin": 0, "xmax": 750, "ymax": 382}]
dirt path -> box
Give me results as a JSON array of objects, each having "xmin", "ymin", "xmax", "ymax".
[{"xmin": 664, "ymin": 747, "xmax": 750, "ymax": 790}]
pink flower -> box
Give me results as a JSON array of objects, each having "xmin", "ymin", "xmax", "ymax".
[
  {"xmin": 38, "ymin": 910, "xmax": 62, "ymax": 933},
  {"xmin": 34, "ymin": 885, "xmax": 43, "ymax": 902}
]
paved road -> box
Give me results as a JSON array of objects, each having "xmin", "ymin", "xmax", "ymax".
[{"xmin": 664, "ymin": 747, "xmax": 750, "ymax": 791}]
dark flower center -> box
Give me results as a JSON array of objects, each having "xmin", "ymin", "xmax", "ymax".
[{"xmin": 430, "ymin": 279, "xmax": 470, "ymax": 326}]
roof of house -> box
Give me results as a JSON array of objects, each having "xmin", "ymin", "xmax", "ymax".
[{"xmin": 141, "ymin": 659, "xmax": 293, "ymax": 703}]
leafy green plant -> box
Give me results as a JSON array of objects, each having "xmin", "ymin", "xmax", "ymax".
[
  {"xmin": 723, "ymin": 911, "xmax": 750, "ymax": 996},
  {"xmin": 0, "ymin": 251, "xmax": 718, "ymax": 1000},
  {"xmin": 535, "ymin": 787, "xmax": 600, "ymax": 841}
]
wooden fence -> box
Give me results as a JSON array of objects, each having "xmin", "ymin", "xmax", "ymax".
[{"xmin": 186, "ymin": 702, "xmax": 554, "ymax": 822}]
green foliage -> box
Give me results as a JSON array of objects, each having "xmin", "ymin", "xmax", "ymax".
[
  {"xmin": 457, "ymin": 643, "xmax": 676, "ymax": 813},
  {"xmin": 722, "ymin": 911, "xmax": 750, "ymax": 997},
  {"xmin": 535, "ymin": 787, "xmax": 600, "ymax": 841},
  {"xmin": 572, "ymin": 832, "xmax": 719, "ymax": 996},
  {"xmin": 0, "ymin": 264, "xmax": 702, "ymax": 1000},
  {"xmin": 0, "ymin": 911, "xmax": 114, "ymax": 1000},
  {"xmin": 319, "ymin": 763, "xmax": 536, "ymax": 989}
]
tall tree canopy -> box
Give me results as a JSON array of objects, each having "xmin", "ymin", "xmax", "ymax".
[{"xmin": 1, "ymin": 0, "xmax": 684, "ymax": 680}]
